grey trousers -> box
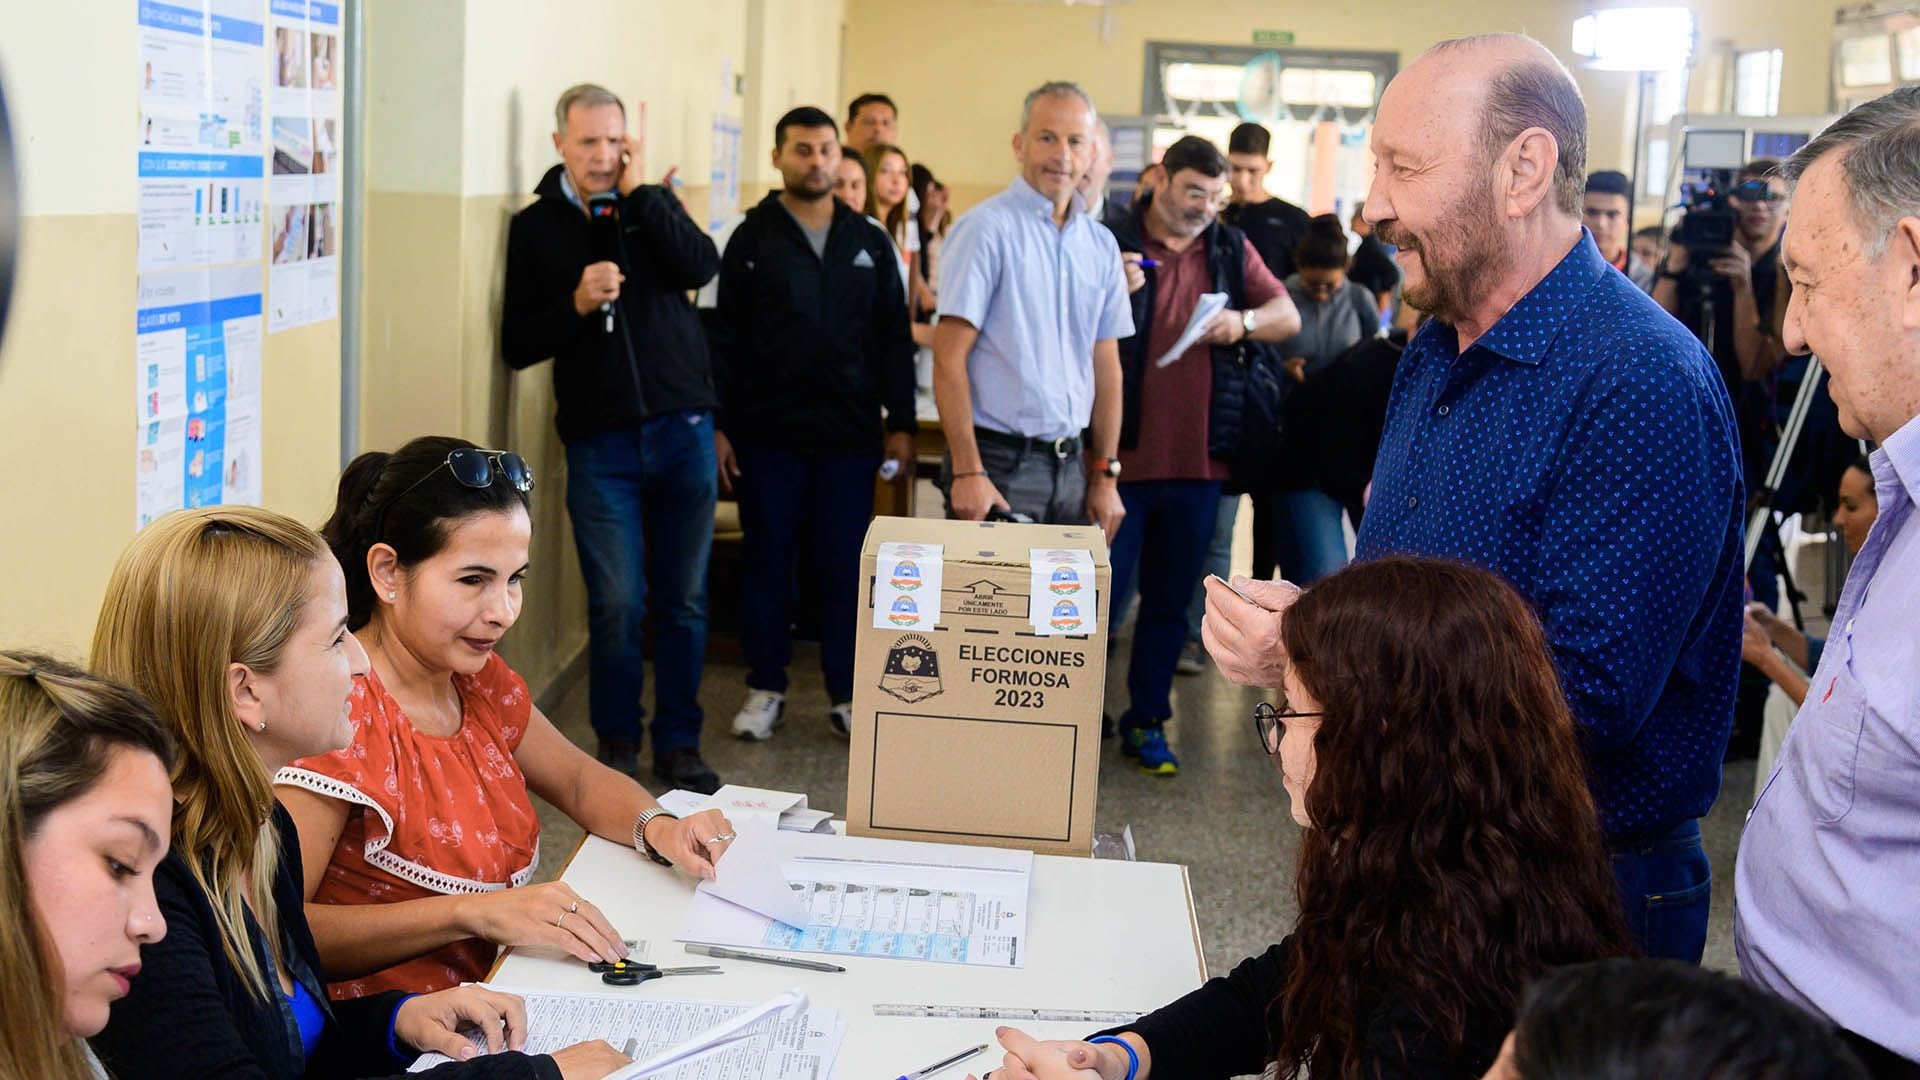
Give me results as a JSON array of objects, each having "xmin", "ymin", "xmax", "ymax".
[{"xmin": 940, "ymin": 438, "xmax": 1087, "ymax": 525}]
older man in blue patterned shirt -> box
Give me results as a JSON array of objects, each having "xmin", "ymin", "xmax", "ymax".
[{"xmin": 1202, "ymin": 33, "xmax": 1744, "ymax": 963}]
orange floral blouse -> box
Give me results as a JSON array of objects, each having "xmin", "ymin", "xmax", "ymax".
[{"xmin": 276, "ymin": 652, "xmax": 541, "ymax": 1000}]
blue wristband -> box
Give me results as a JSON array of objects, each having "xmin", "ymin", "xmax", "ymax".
[{"xmin": 1087, "ymin": 1036, "xmax": 1139, "ymax": 1080}]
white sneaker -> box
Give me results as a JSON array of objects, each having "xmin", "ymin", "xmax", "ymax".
[
  {"xmin": 829, "ymin": 702, "xmax": 853, "ymax": 739},
  {"xmin": 732, "ymin": 689, "xmax": 785, "ymax": 741}
]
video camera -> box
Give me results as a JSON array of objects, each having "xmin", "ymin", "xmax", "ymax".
[{"xmin": 1671, "ymin": 129, "xmax": 1770, "ymax": 275}]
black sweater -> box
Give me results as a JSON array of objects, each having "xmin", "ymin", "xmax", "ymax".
[
  {"xmin": 1223, "ymin": 196, "xmax": 1313, "ymax": 281},
  {"xmin": 503, "ymin": 165, "xmax": 720, "ymax": 443},
  {"xmin": 1108, "ymin": 937, "xmax": 1503, "ymax": 1079},
  {"xmin": 91, "ymin": 804, "xmax": 560, "ymax": 1080},
  {"xmin": 711, "ymin": 192, "xmax": 917, "ymax": 453}
]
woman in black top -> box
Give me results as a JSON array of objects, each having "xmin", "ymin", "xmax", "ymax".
[
  {"xmin": 87, "ymin": 507, "xmax": 626, "ymax": 1080},
  {"xmin": 989, "ymin": 558, "xmax": 1634, "ymax": 1080}
]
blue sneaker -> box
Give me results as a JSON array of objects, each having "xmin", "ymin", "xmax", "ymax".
[{"xmin": 1121, "ymin": 723, "xmax": 1179, "ymax": 776}]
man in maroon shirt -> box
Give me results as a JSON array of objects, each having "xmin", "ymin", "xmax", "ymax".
[{"xmin": 1104, "ymin": 135, "xmax": 1300, "ymax": 774}]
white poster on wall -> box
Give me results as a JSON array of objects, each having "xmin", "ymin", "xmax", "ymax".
[
  {"xmin": 709, "ymin": 115, "xmax": 741, "ymax": 234},
  {"xmin": 265, "ymin": 0, "xmax": 343, "ymax": 331},
  {"xmin": 137, "ymin": 0, "xmax": 268, "ymax": 272},
  {"xmin": 135, "ymin": 265, "xmax": 264, "ymax": 527}
]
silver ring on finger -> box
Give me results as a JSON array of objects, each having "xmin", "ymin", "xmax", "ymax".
[
  {"xmin": 568, "ymin": 900, "xmax": 580, "ymax": 913},
  {"xmin": 707, "ymin": 832, "xmax": 736, "ymax": 844},
  {"xmin": 555, "ymin": 911, "xmax": 567, "ymax": 928}
]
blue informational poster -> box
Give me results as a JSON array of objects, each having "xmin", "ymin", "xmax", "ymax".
[{"xmin": 135, "ymin": 266, "xmax": 264, "ymax": 527}]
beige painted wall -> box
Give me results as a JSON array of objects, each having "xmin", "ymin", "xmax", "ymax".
[
  {"xmin": 841, "ymin": 0, "xmax": 1839, "ymax": 212},
  {"xmin": 0, "ymin": 4, "xmax": 341, "ymax": 656},
  {"xmin": 359, "ymin": 0, "xmax": 846, "ymax": 692}
]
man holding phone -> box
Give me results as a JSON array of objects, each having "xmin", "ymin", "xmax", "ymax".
[{"xmin": 502, "ymin": 83, "xmax": 725, "ymax": 793}]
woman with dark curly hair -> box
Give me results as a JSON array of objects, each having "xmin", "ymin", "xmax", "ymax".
[{"xmin": 984, "ymin": 556, "xmax": 1635, "ymax": 1080}]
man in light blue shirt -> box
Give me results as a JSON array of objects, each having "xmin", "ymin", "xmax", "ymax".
[
  {"xmin": 1735, "ymin": 87, "xmax": 1920, "ymax": 1073},
  {"xmin": 934, "ymin": 80, "xmax": 1133, "ymax": 534}
]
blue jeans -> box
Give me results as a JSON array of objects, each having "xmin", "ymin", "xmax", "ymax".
[
  {"xmin": 1610, "ymin": 818, "xmax": 1711, "ymax": 962},
  {"xmin": 564, "ymin": 411, "xmax": 718, "ymax": 752},
  {"xmin": 1107, "ymin": 480, "xmax": 1222, "ymax": 725},
  {"xmin": 1251, "ymin": 489, "xmax": 1348, "ymax": 585},
  {"xmin": 734, "ymin": 438, "xmax": 878, "ymax": 704},
  {"xmin": 1187, "ymin": 494, "xmax": 1240, "ymax": 641}
]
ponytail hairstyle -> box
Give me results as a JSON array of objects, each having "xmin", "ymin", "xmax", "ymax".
[
  {"xmin": 1293, "ymin": 213, "xmax": 1351, "ymax": 272},
  {"xmin": 91, "ymin": 506, "xmax": 332, "ymax": 1000},
  {"xmin": 322, "ymin": 435, "xmax": 531, "ymax": 632},
  {"xmin": 0, "ymin": 653, "xmax": 175, "ymax": 1080}
]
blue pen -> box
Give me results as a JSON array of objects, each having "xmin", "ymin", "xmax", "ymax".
[
  {"xmin": 897, "ymin": 1043, "xmax": 988, "ymax": 1080},
  {"xmin": 1137, "ymin": 258, "xmax": 1159, "ymax": 268}
]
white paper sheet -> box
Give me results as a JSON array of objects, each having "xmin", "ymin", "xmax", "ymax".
[
  {"xmin": 676, "ymin": 831, "xmax": 1034, "ymax": 968},
  {"xmin": 1153, "ymin": 291, "xmax": 1228, "ymax": 367},
  {"xmin": 654, "ymin": 786, "xmax": 835, "ymax": 835},
  {"xmin": 694, "ymin": 819, "xmax": 816, "ymax": 928},
  {"xmin": 408, "ymin": 987, "xmax": 843, "ymax": 1080}
]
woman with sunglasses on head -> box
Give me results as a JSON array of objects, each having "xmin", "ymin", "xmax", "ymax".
[
  {"xmin": 0, "ymin": 654, "xmax": 174, "ymax": 1080},
  {"xmin": 89, "ymin": 506, "xmax": 626, "ymax": 1078},
  {"xmin": 985, "ymin": 557, "xmax": 1634, "ymax": 1080},
  {"xmin": 272, "ymin": 436, "xmax": 733, "ymax": 1001}
]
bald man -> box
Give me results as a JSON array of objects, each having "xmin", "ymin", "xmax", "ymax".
[{"xmin": 1202, "ymin": 34, "xmax": 1744, "ymax": 963}]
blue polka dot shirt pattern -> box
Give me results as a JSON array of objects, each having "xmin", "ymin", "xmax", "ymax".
[{"xmin": 1356, "ymin": 232, "xmax": 1746, "ymax": 841}]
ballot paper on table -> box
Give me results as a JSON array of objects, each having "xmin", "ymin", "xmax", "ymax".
[
  {"xmin": 406, "ymin": 987, "xmax": 844, "ymax": 1080},
  {"xmin": 678, "ymin": 823, "xmax": 1034, "ymax": 967},
  {"xmin": 1153, "ymin": 291, "xmax": 1229, "ymax": 367},
  {"xmin": 654, "ymin": 785, "xmax": 835, "ymax": 835}
]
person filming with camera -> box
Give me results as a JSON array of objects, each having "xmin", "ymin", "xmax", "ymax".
[{"xmin": 1652, "ymin": 160, "xmax": 1790, "ymax": 395}]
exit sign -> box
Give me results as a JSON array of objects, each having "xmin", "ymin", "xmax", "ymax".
[{"xmin": 1253, "ymin": 29, "xmax": 1294, "ymax": 45}]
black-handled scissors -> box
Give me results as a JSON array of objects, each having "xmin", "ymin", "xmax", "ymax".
[{"xmin": 588, "ymin": 959, "xmax": 723, "ymax": 986}]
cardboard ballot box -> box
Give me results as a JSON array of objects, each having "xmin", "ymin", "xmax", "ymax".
[{"xmin": 847, "ymin": 517, "xmax": 1110, "ymax": 857}]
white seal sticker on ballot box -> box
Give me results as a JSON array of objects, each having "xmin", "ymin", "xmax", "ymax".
[
  {"xmin": 1028, "ymin": 548, "xmax": 1097, "ymax": 636},
  {"xmin": 872, "ymin": 542, "xmax": 944, "ymax": 630}
]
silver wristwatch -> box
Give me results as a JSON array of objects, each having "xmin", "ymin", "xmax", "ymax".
[
  {"xmin": 632, "ymin": 807, "xmax": 677, "ymax": 866},
  {"xmin": 1241, "ymin": 308, "xmax": 1258, "ymax": 336}
]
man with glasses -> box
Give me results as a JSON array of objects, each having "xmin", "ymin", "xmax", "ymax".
[
  {"xmin": 1103, "ymin": 134, "xmax": 1300, "ymax": 775},
  {"xmin": 503, "ymin": 83, "xmax": 725, "ymax": 793}
]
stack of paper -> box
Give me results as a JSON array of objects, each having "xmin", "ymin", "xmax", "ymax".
[
  {"xmin": 656, "ymin": 785, "xmax": 835, "ymax": 835},
  {"xmin": 677, "ymin": 825, "xmax": 1034, "ymax": 968},
  {"xmin": 408, "ymin": 987, "xmax": 844, "ymax": 1080}
]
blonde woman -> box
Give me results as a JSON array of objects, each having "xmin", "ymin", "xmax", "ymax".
[
  {"xmin": 89, "ymin": 506, "xmax": 625, "ymax": 1080},
  {"xmin": 0, "ymin": 653, "xmax": 174, "ymax": 1080}
]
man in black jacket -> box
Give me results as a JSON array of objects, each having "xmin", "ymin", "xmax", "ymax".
[
  {"xmin": 712, "ymin": 106, "xmax": 917, "ymax": 742},
  {"xmin": 501, "ymin": 83, "xmax": 723, "ymax": 793}
]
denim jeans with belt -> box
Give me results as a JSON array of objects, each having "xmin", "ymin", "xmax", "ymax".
[
  {"xmin": 1610, "ymin": 817, "xmax": 1712, "ymax": 963},
  {"xmin": 563, "ymin": 411, "xmax": 717, "ymax": 753}
]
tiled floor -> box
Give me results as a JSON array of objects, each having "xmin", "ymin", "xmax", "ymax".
[{"xmin": 530, "ymin": 639, "xmax": 1755, "ymax": 977}]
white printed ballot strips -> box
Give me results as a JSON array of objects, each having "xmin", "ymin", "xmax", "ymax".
[
  {"xmin": 851, "ymin": 518, "xmax": 1110, "ymax": 856},
  {"xmin": 677, "ymin": 825, "xmax": 1035, "ymax": 968}
]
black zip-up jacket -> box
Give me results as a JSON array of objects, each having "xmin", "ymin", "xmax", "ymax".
[
  {"xmin": 711, "ymin": 191, "xmax": 917, "ymax": 453},
  {"xmin": 93, "ymin": 804, "xmax": 560, "ymax": 1080},
  {"xmin": 502, "ymin": 164, "xmax": 719, "ymax": 443}
]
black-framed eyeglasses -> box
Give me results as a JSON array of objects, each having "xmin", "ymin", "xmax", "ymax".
[
  {"xmin": 1253, "ymin": 700, "xmax": 1323, "ymax": 755},
  {"xmin": 382, "ymin": 448, "xmax": 534, "ymax": 522}
]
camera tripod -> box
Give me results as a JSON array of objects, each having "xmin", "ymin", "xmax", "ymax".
[{"xmin": 1743, "ymin": 355, "xmax": 1827, "ymax": 632}]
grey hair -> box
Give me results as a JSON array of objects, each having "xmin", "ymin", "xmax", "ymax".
[
  {"xmin": 1426, "ymin": 34, "xmax": 1588, "ymax": 215},
  {"xmin": 554, "ymin": 83, "xmax": 624, "ymax": 134},
  {"xmin": 1021, "ymin": 80, "xmax": 1097, "ymax": 132},
  {"xmin": 1785, "ymin": 85, "xmax": 1920, "ymax": 256}
]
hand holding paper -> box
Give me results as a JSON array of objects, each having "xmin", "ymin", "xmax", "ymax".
[
  {"xmin": 692, "ymin": 818, "xmax": 815, "ymax": 928},
  {"xmin": 1154, "ymin": 292, "xmax": 1229, "ymax": 367}
]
